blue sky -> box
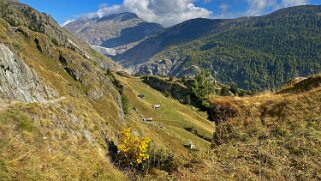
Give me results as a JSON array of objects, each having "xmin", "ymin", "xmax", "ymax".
[{"xmin": 20, "ymin": 0, "xmax": 321, "ymax": 27}]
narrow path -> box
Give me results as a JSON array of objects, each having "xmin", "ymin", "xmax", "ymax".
[
  {"xmin": 42, "ymin": 96, "xmax": 66, "ymax": 104},
  {"xmin": 0, "ymin": 100, "xmax": 16, "ymax": 112},
  {"xmin": 0, "ymin": 103, "xmax": 8, "ymax": 112},
  {"xmin": 0, "ymin": 97, "xmax": 66, "ymax": 112}
]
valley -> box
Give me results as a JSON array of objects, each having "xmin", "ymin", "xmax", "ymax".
[
  {"xmin": 0, "ymin": 0, "xmax": 320, "ymax": 180},
  {"xmin": 66, "ymin": 5, "xmax": 321, "ymax": 90}
]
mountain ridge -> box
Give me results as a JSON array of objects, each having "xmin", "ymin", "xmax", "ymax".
[
  {"xmin": 64, "ymin": 12, "xmax": 164, "ymax": 56},
  {"xmin": 113, "ymin": 5, "xmax": 321, "ymax": 90}
]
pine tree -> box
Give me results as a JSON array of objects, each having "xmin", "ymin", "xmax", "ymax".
[{"xmin": 192, "ymin": 69, "xmax": 215, "ymax": 100}]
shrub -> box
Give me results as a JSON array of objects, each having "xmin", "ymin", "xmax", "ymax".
[
  {"xmin": 192, "ymin": 69, "xmax": 215, "ymax": 100},
  {"xmin": 220, "ymin": 86, "xmax": 230, "ymax": 96},
  {"xmin": 108, "ymin": 128, "xmax": 179, "ymax": 175},
  {"xmin": 145, "ymin": 148, "xmax": 178, "ymax": 174},
  {"xmin": 109, "ymin": 128, "xmax": 151, "ymax": 172},
  {"xmin": 229, "ymin": 83, "xmax": 239, "ymax": 95},
  {"xmin": 118, "ymin": 128, "xmax": 151, "ymax": 165},
  {"xmin": 121, "ymin": 96, "xmax": 129, "ymax": 115},
  {"xmin": 209, "ymin": 100, "xmax": 239, "ymax": 123},
  {"xmin": 51, "ymin": 38, "xmax": 59, "ymax": 46}
]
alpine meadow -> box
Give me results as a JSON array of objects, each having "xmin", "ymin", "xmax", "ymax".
[{"xmin": 0, "ymin": 0, "xmax": 320, "ymax": 180}]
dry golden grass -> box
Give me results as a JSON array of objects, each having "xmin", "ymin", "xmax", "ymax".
[
  {"xmin": 0, "ymin": 97, "xmax": 128, "ymax": 180},
  {"xmin": 0, "ymin": 28, "xmax": 216, "ymax": 179},
  {"xmin": 0, "ymin": 14, "xmax": 130, "ymax": 180},
  {"xmin": 202, "ymin": 79, "xmax": 321, "ymax": 181}
]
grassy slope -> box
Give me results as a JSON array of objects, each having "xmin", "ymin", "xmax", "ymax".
[
  {"xmin": 0, "ymin": 75, "xmax": 215, "ymax": 180},
  {"xmin": 200, "ymin": 75, "xmax": 321, "ymax": 181},
  {"xmin": 0, "ymin": 3, "xmax": 125, "ymax": 179},
  {"xmin": 0, "ymin": 26, "xmax": 320, "ymax": 179},
  {"xmin": 118, "ymin": 75, "xmax": 214, "ymax": 156},
  {"xmin": 0, "ymin": 4, "xmax": 216, "ymax": 179},
  {"xmin": 0, "ymin": 99, "xmax": 127, "ymax": 180}
]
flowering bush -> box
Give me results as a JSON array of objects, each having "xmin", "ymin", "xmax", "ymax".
[
  {"xmin": 108, "ymin": 128, "xmax": 178, "ymax": 174},
  {"xmin": 118, "ymin": 128, "xmax": 151, "ymax": 165}
]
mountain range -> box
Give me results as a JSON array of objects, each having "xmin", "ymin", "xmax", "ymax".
[
  {"xmin": 0, "ymin": 0, "xmax": 320, "ymax": 180},
  {"xmin": 66, "ymin": 5, "xmax": 321, "ymax": 90}
]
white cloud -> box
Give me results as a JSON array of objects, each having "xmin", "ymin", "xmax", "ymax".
[
  {"xmin": 64, "ymin": 0, "xmax": 310, "ymax": 27},
  {"xmin": 96, "ymin": 4, "xmax": 125, "ymax": 18},
  {"xmin": 280, "ymin": 0, "xmax": 309, "ymax": 7},
  {"xmin": 246, "ymin": 0, "xmax": 278, "ymax": 16},
  {"xmin": 246, "ymin": 0, "xmax": 309, "ymax": 16},
  {"xmin": 90, "ymin": 0, "xmax": 212, "ymax": 27}
]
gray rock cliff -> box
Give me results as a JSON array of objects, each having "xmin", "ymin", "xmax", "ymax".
[{"xmin": 0, "ymin": 43, "xmax": 57, "ymax": 102}]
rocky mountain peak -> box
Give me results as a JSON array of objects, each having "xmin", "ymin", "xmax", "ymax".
[{"xmin": 64, "ymin": 12, "xmax": 163, "ymax": 56}]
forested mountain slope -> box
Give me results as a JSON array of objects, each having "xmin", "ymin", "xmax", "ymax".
[{"xmin": 116, "ymin": 5, "xmax": 321, "ymax": 90}]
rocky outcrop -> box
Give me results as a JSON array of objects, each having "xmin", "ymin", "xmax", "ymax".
[
  {"xmin": 0, "ymin": 0, "xmax": 125, "ymax": 124},
  {"xmin": 0, "ymin": 43, "xmax": 57, "ymax": 102}
]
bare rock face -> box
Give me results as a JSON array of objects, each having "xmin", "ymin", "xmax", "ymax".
[{"xmin": 0, "ymin": 43, "xmax": 57, "ymax": 102}]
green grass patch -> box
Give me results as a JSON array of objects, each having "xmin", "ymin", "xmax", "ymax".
[{"xmin": 0, "ymin": 109, "xmax": 36, "ymax": 132}]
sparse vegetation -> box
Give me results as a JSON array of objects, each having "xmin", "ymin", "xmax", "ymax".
[{"xmin": 108, "ymin": 70, "xmax": 129, "ymax": 114}]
